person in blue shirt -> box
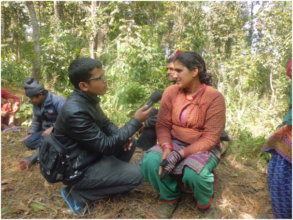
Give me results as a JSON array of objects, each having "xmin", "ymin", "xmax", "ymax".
[{"xmin": 17, "ymin": 78, "xmax": 66, "ymax": 170}]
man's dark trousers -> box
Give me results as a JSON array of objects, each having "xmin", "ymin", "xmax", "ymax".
[{"xmin": 66, "ymin": 138, "xmax": 143, "ymax": 206}]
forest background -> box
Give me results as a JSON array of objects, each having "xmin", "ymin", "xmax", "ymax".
[{"xmin": 1, "ymin": 1, "xmax": 292, "ymax": 163}]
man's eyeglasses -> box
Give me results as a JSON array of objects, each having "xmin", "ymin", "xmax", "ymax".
[{"xmin": 86, "ymin": 74, "xmax": 106, "ymax": 82}]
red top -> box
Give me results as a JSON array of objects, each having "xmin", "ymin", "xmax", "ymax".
[
  {"xmin": 156, "ymin": 84, "xmax": 226, "ymax": 157},
  {"xmin": 1, "ymin": 89, "xmax": 20, "ymax": 109}
]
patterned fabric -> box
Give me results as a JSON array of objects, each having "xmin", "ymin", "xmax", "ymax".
[
  {"xmin": 147, "ymin": 141, "xmax": 212, "ymax": 175},
  {"xmin": 267, "ymin": 153, "xmax": 292, "ymax": 219},
  {"xmin": 262, "ymin": 124, "xmax": 292, "ymax": 163},
  {"xmin": 156, "ymin": 84, "xmax": 226, "ymax": 157},
  {"xmin": 1, "ymin": 89, "xmax": 20, "ymax": 107}
]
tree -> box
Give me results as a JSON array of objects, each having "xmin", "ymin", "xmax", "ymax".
[
  {"xmin": 54, "ymin": 1, "xmax": 64, "ymax": 21},
  {"xmin": 26, "ymin": 1, "xmax": 41, "ymax": 80}
]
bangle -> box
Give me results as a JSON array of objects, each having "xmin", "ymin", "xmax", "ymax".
[{"xmin": 161, "ymin": 143, "xmax": 174, "ymax": 151}]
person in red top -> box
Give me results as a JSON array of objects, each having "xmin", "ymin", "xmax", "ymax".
[
  {"xmin": 141, "ymin": 52, "xmax": 226, "ymax": 218},
  {"xmin": 1, "ymin": 89, "xmax": 21, "ymax": 132}
]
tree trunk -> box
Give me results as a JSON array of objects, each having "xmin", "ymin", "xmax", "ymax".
[
  {"xmin": 2, "ymin": 5, "xmax": 7, "ymax": 59},
  {"xmin": 26, "ymin": 1, "xmax": 41, "ymax": 81},
  {"xmin": 97, "ymin": 29, "xmax": 106, "ymax": 60},
  {"xmin": 54, "ymin": 1, "xmax": 64, "ymax": 21},
  {"xmin": 90, "ymin": 1, "xmax": 98, "ymax": 59}
]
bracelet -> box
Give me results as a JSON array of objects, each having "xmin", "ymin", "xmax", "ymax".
[{"xmin": 161, "ymin": 143, "xmax": 174, "ymax": 151}]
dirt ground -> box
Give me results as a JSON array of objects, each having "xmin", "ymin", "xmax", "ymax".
[{"xmin": 1, "ymin": 86, "xmax": 273, "ymax": 219}]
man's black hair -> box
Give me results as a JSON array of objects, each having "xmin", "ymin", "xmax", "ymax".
[
  {"xmin": 167, "ymin": 58, "xmax": 174, "ymax": 63},
  {"xmin": 68, "ymin": 58, "xmax": 103, "ymax": 89}
]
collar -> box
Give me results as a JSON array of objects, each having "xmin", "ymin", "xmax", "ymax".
[{"xmin": 73, "ymin": 88, "xmax": 100, "ymax": 106}]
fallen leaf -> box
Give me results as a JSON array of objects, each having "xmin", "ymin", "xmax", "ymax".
[
  {"xmin": 238, "ymin": 212, "xmax": 254, "ymax": 219},
  {"xmin": 1, "ymin": 207, "xmax": 8, "ymax": 213},
  {"xmin": 252, "ymin": 184, "xmax": 265, "ymax": 190},
  {"xmin": 257, "ymin": 182, "xmax": 267, "ymax": 187},
  {"xmin": 1, "ymin": 179, "xmax": 10, "ymax": 185},
  {"xmin": 247, "ymin": 198, "xmax": 255, "ymax": 205},
  {"xmin": 117, "ymin": 204, "xmax": 125, "ymax": 212},
  {"xmin": 230, "ymin": 173, "xmax": 238, "ymax": 177},
  {"xmin": 146, "ymin": 210, "xmax": 157, "ymax": 219},
  {"xmin": 31, "ymin": 203, "xmax": 46, "ymax": 211},
  {"xmin": 101, "ymin": 212, "xmax": 115, "ymax": 219},
  {"xmin": 1, "ymin": 186, "xmax": 10, "ymax": 192},
  {"xmin": 11, "ymin": 205, "xmax": 30, "ymax": 212},
  {"xmin": 240, "ymin": 206, "xmax": 250, "ymax": 212}
]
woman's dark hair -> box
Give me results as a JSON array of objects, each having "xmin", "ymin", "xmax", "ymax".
[
  {"xmin": 68, "ymin": 58, "xmax": 103, "ymax": 89},
  {"xmin": 174, "ymin": 52, "xmax": 213, "ymax": 86}
]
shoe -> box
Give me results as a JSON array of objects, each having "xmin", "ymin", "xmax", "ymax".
[
  {"xmin": 23, "ymin": 148, "xmax": 39, "ymax": 165},
  {"xmin": 200, "ymin": 197, "xmax": 222, "ymax": 219},
  {"xmin": 17, "ymin": 148, "xmax": 39, "ymax": 171},
  {"xmin": 156, "ymin": 199, "xmax": 179, "ymax": 219},
  {"xmin": 61, "ymin": 187, "xmax": 93, "ymax": 215}
]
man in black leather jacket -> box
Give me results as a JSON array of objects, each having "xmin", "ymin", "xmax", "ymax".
[{"xmin": 54, "ymin": 58, "xmax": 153, "ymax": 215}]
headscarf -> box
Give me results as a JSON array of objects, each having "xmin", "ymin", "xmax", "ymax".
[
  {"xmin": 171, "ymin": 50, "xmax": 184, "ymax": 59},
  {"xmin": 23, "ymin": 78, "xmax": 45, "ymax": 97}
]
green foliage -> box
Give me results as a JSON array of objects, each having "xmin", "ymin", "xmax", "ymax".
[
  {"xmin": 1, "ymin": 1, "xmax": 292, "ymax": 163},
  {"xmin": 1, "ymin": 60, "xmax": 31, "ymax": 87},
  {"xmin": 17, "ymin": 101, "xmax": 33, "ymax": 128}
]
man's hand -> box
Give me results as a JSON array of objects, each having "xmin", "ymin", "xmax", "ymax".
[
  {"xmin": 122, "ymin": 137, "xmax": 133, "ymax": 151},
  {"xmin": 138, "ymin": 122, "xmax": 146, "ymax": 133},
  {"xmin": 12, "ymin": 103, "xmax": 20, "ymax": 113},
  {"xmin": 1, "ymin": 110, "xmax": 8, "ymax": 118},
  {"xmin": 134, "ymin": 105, "xmax": 153, "ymax": 122},
  {"xmin": 42, "ymin": 127, "xmax": 54, "ymax": 137},
  {"xmin": 18, "ymin": 134, "xmax": 32, "ymax": 143},
  {"xmin": 159, "ymin": 150, "xmax": 182, "ymax": 182}
]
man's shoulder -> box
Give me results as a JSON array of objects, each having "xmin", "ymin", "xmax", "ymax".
[
  {"xmin": 50, "ymin": 93, "xmax": 66, "ymax": 101},
  {"xmin": 61, "ymin": 95, "xmax": 88, "ymax": 115}
]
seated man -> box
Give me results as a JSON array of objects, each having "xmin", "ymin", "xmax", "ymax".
[
  {"xmin": 54, "ymin": 58, "xmax": 153, "ymax": 215},
  {"xmin": 137, "ymin": 50, "xmax": 183, "ymax": 151},
  {"xmin": 1, "ymin": 89, "xmax": 21, "ymax": 132},
  {"xmin": 17, "ymin": 78, "xmax": 66, "ymax": 170}
]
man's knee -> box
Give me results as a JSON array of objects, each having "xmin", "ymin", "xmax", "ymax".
[
  {"xmin": 128, "ymin": 164, "xmax": 144, "ymax": 187},
  {"xmin": 25, "ymin": 135, "xmax": 41, "ymax": 149}
]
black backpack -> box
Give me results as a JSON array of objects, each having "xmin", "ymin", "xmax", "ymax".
[{"xmin": 39, "ymin": 133, "xmax": 73, "ymax": 183}]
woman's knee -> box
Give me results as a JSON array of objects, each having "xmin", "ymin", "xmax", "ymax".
[
  {"xmin": 182, "ymin": 166, "xmax": 213, "ymax": 189},
  {"xmin": 141, "ymin": 151, "xmax": 161, "ymax": 174}
]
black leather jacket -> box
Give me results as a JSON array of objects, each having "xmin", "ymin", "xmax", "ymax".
[{"xmin": 54, "ymin": 88, "xmax": 142, "ymax": 184}]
